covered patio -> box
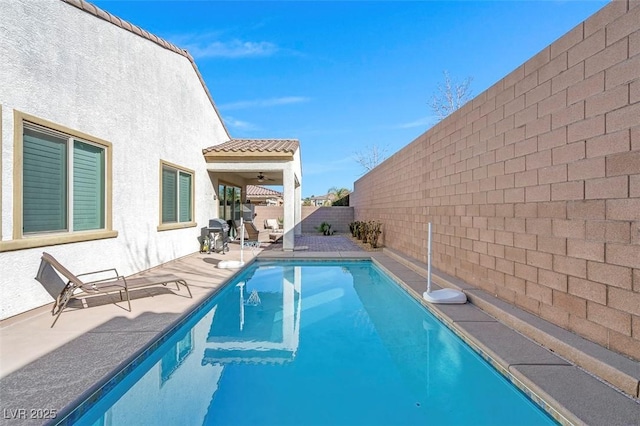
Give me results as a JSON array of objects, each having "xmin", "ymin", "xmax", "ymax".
[{"xmin": 203, "ymin": 139, "xmax": 302, "ymax": 251}]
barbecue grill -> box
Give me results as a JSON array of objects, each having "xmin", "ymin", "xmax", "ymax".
[{"xmin": 207, "ymin": 218, "xmax": 230, "ymax": 254}]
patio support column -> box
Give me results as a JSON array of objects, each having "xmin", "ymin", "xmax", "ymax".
[
  {"xmin": 294, "ymin": 180, "xmax": 302, "ymax": 236},
  {"xmin": 282, "ymin": 266, "xmax": 295, "ymax": 349},
  {"xmin": 283, "ymin": 167, "xmax": 295, "ymax": 251}
]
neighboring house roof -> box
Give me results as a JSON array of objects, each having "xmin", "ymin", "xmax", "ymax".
[
  {"xmin": 246, "ymin": 185, "xmax": 283, "ymax": 198},
  {"xmin": 203, "ymin": 139, "xmax": 300, "ymax": 161},
  {"xmin": 60, "ymin": 0, "xmax": 230, "ymax": 139},
  {"xmin": 309, "ymin": 190, "xmax": 350, "ymax": 201}
]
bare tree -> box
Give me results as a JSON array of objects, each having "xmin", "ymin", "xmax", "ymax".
[
  {"xmin": 430, "ymin": 70, "xmax": 473, "ymax": 120},
  {"xmin": 353, "ymin": 144, "xmax": 388, "ymax": 173}
]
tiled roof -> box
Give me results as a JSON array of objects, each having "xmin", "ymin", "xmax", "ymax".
[
  {"xmin": 62, "ymin": 0, "xmax": 185, "ymax": 54},
  {"xmin": 203, "ymin": 139, "xmax": 299, "ymax": 154},
  {"xmin": 246, "ymin": 185, "xmax": 283, "ymax": 197},
  {"xmin": 60, "ymin": 0, "xmax": 230, "ymax": 138},
  {"xmin": 310, "ymin": 194, "xmax": 330, "ymax": 200}
]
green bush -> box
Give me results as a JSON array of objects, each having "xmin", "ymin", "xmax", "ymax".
[{"xmin": 315, "ymin": 221, "xmax": 334, "ymax": 236}]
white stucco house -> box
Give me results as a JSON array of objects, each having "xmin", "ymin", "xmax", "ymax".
[{"xmin": 0, "ymin": 0, "xmax": 302, "ymax": 320}]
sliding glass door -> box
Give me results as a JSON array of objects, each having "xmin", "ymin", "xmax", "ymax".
[{"xmin": 218, "ymin": 184, "xmax": 242, "ymax": 237}]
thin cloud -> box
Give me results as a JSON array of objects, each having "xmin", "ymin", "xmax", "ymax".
[
  {"xmin": 168, "ymin": 32, "xmax": 278, "ymax": 59},
  {"xmin": 223, "ymin": 116, "xmax": 259, "ymax": 131},
  {"xmin": 187, "ymin": 40, "xmax": 278, "ymax": 58},
  {"xmin": 220, "ymin": 96, "xmax": 311, "ymax": 111},
  {"xmin": 395, "ymin": 116, "xmax": 436, "ymax": 129}
]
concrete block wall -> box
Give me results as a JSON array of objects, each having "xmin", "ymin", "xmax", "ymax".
[
  {"xmin": 300, "ymin": 207, "xmax": 354, "ymax": 233},
  {"xmin": 352, "ymin": 0, "xmax": 640, "ymax": 361},
  {"xmin": 253, "ymin": 206, "xmax": 284, "ymax": 231},
  {"xmin": 254, "ymin": 206, "xmax": 354, "ymax": 233}
]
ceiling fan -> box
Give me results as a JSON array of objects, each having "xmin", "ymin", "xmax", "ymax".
[{"xmin": 256, "ymin": 172, "xmax": 274, "ymax": 183}]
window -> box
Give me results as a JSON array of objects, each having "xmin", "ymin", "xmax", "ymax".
[
  {"xmin": 23, "ymin": 125, "xmax": 106, "ymax": 233},
  {"xmin": 218, "ymin": 183, "xmax": 242, "ymax": 238},
  {"xmin": 0, "ymin": 111, "xmax": 116, "ymax": 252},
  {"xmin": 159, "ymin": 161, "xmax": 195, "ymax": 230},
  {"xmin": 218, "ymin": 184, "xmax": 241, "ymax": 222},
  {"xmin": 160, "ymin": 330, "xmax": 193, "ymax": 385}
]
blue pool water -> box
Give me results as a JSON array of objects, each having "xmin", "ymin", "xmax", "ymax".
[{"xmin": 72, "ymin": 260, "xmax": 556, "ymax": 425}]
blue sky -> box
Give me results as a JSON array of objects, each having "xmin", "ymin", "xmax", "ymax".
[{"xmin": 92, "ymin": 0, "xmax": 608, "ymax": 198}]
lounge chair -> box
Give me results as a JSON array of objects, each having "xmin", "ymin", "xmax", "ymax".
[{"xmin": 39, "ymin": 252, "xmax": 192, "ymax": 327}]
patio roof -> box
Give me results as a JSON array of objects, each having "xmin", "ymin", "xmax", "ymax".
[
  {"xmin": 203, "ymin": 139, "xmax": 299, "ymax": 161},
  {"xmin": 204, "ymin": 139, "xmax": 302, "ymax": 251}
]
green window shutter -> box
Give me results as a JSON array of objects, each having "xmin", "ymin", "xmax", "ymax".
[
  {"xmin": 162, "ymin": 168, "xmax": 177, "ymax": 223},
  {"xmin": 23, "ymin": 127, "xmax": 68, "ymax": 233},
  {"xmin": 179, "ymin": 171, "xmax": 192, "ymax": 222},
  {"xmin": 73, "ymin": 141, "xmax": 105, "ymax": 231}
]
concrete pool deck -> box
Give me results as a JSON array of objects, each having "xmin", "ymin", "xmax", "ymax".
[{"xmin": 0, "ymin": 235, "xmax": 638, "ymax": 425}]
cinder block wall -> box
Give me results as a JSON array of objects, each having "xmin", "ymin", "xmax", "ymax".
[
  {"xmin": 352, "ymin": 0, "xmax": 640, "ymax": 360},
  {"xmin": 253, "ymin": 206, "xmax": 284, "ymax": 231},
  {"xmin": 300, "ymin": 207, "xmax": 354, "ymax": 233},
  {"xmin": 254, "ymin": 206, "xmax": 354, "ymax": 233}
]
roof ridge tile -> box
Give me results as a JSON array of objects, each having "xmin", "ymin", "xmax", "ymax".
[{"xmin": 202, "ymin": 139, "xmax": 300, "ymax": 155}]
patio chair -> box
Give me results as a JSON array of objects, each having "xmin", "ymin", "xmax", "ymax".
[
  {"xmin": 264, "ymin": 218, "xmax": 284, "ymax": 242},
  {"xmin": 237, "ymin": 221, "xmax": 262, "ymax": 252},
  {"xmin": 264, "ymin": 219, "xmax": 282, "ymax": 232},
  {"xmin": 39, "ymin": 252, "xmax": 192, "ymax": 327}
]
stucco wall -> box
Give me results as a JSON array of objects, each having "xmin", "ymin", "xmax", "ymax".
[
  {"xmin": 0, "ymin": 0, "xmax": 229, "ymax": 319},
  {"xmin": 353, "ymin": 0, "xmax": 640, "ymax": 360}
]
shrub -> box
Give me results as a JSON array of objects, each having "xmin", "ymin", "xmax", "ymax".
[
  {"xmin": 350, "ymin": 220, "xmax": 383, "ymax": 248},
  {"xmin": 349, "ymin": 222, "xmax": 357, "ymax": 237},
  {"xmin": 315, "ymin": 221, "xmax": 334, "ymax": 236},
  {"xmin": 367, "ymin": 221, "xmax": 382, "ymax": 248}
]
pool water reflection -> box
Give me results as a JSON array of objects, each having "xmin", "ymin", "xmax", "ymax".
[{"xmin": 76, "ymin": 261, "xmax": 556, "ymax": 426}]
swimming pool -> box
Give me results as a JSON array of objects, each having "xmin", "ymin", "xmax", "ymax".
[{"xmin": 65, "ymin": 260, "xmax": 556, "ymax": 425}]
